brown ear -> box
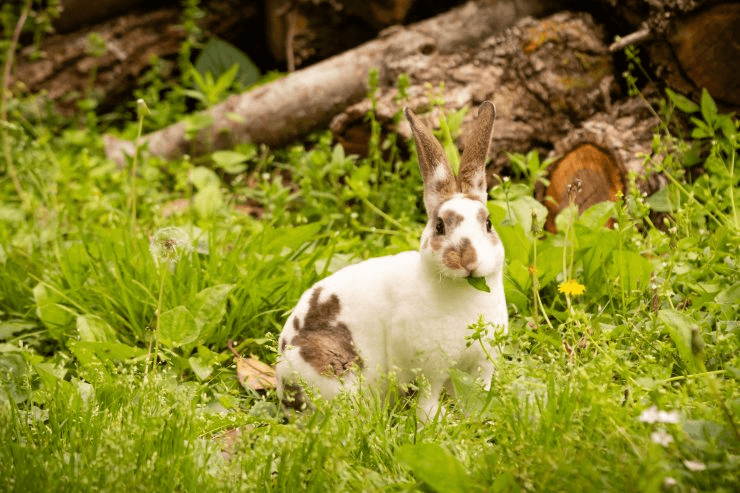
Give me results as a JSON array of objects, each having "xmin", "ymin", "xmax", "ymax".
[
  {"xmin": 405, "ymin": 107, "xmax": 457, "ymax": 214},
  {"xmin": 457, "ymin": 101, "xmax": 495, "ymax": 203}
]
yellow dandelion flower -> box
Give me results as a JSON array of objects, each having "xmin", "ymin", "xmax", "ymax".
[{"xmin": 558, "ymin": 279, "xmax": 585, "ymax": 296}]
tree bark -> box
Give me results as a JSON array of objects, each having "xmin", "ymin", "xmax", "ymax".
[
  {"xmin": 103, "ymin": 0, "xmax": 565, "ymax": 164},
  {"xmin": 11, "ymin": 1, "xmax": 259, "ymax": 114},
  {"xmin": 53, "ymin": 0, "xmax": 151, "ymax": 34},
  {"xmin": 330, "ymin": 9, "xmax": 661, "ymax": 231}
]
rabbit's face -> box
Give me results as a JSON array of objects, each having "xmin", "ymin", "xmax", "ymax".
[
  {"xmin": 406, "ymin": 101, "xmax": 500, "ymax": 280},
  {"xmin": 421, "ymin": 195, "xmax": 504, "ymax": 279}
]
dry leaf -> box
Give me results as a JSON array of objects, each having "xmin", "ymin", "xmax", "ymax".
[{"xmin": 236, "ymin": 356, "xmax": 276, "ymax": 391}]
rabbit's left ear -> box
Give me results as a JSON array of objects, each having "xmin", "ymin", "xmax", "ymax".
[{"xmin": 457, "ymin": 102, "xmax": 495, "ymax": 203}]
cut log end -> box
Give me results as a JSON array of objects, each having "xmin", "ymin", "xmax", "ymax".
[{"xmin": 542, "ymin": 143, "xmax": 624, "ymax": 233}]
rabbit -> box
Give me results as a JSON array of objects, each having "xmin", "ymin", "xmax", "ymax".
[{"xmin": 275, "ymin": 101, "xmax": 507, "ymax": 420}]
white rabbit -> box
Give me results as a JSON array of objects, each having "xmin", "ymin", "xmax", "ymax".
[{"xmin": 276, "ymin": 101, "xmax": 508, "ymax": 420}]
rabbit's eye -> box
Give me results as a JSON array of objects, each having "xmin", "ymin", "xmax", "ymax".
[
  {"xmin": 435, "ymin": 218, "xmax": 445, "ymax": 235},
  {"xmin": 485, "ymin": 217, "xmax": 492, "ymax": 232}
]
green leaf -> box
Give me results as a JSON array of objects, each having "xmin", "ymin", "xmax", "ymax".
[
  {"xmin": 467, "ymin": 276, "xmax": 491, "ymax": 292},
  {"xmin": 0, "ymin": 352, "xmax": 30, "ymax": 404},
  {"xmin": 189, "ymin": 166, "xmax": 220, "ymax": 190},
  {"xmin": 192, "ymin": 284, "xmax": 235, "ymax": 340},
  {"xmin": 665, "ymin": 88, "xmax": 699, "ymax": 113},
  {"xmin": 265, "ymin": 223, "xmax": 322, "ymax": 254},
  {"xmin": 158, "ymin": 306, "xmax": 199, "ymax": 348},
  {"xmin": 33, "ymin": 282, "xmax": 75, "ymax": 340},
  {"xmin": 715, "ymin": 283, "xmax": 740, "ymax": 305},
  {"xmin": 76, "ymin": 315, "xmax": 117, "ymax": 343},
  {"xmin": 193, "ymin": 186, "xmax": 224, "ymax": 219},
  {"xmin": 700, "ymin": 88, "xmax": 717, "ymax": 126},
  {"xmin": 397, "ymin": 443, "xmax": 471, "ymax": 493},
  {"xmin": 612, "ymin": 250, "xmax": 652, "ymax": 293},
  {"xmin": 717, "ymin": 114, "xmax": 738, "ymax": 140},
  {"xmin": 194, "ymin": 38, "xmax": 260, "ymax": 87},
  {"xmin": 188, "ymin": 346, "xmax": 217, "ymax": 380},
  {"xmin": 645, "ymin": 184, "xmax": 682, "ymax": 212},
  {"xmin": 658, "ymin": 309, "xmax": 696, "ymax": 372},
  {"xmin": 72, "ymin": 341, "xmax": 146, "ymax": 361},
  {"xmin": 448, "ymin": 367, "xmax": 489, "ymax": 416},
  {"xmin": 212, "ymin": 150, "xmax": 252, "ymax": 174},
  {"xmin": 577, "ymin": 200, "xmax": 615, "ymax": 229}
]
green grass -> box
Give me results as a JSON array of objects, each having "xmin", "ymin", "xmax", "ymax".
[{"xmin": 1, "ymin": 36, "xmax": 739, "ymax": 491}]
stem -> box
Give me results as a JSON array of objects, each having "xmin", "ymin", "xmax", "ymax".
[
  {"xmin": 360, "ymin": 196, "xmax": 407, "ymax": 231},
  {"xmin": 662, "ymin": 167, "xmax": 724, "ymax": 226},
  {"xmin": 1, "ymin": 0, "xmax": 32, "ymax": 209},
  {"xmin": 535, "ymin": 290, "xmax": 554, "ymax": 329},
  {"xmin": 729, "ymin": 137, "xmax": 738, "ymax": 230},
  {"xmin": 531, "ymin": 235, "xmax": 539, "ymax": 328},
  {"xmin": 130, "ymin": 111, "xmax": 145, "ymax": 228},
  {"xmin": 146, "ymin": 266, "xmax": 167, "ymax": 375}
]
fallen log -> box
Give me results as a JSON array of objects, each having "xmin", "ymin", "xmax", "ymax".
[
  {"xmin": 331, "ymin": 10, "xmax": 664, "ymax": 232},
  {"xmin": 12, "ymin": 1, "xmax": 259, "ymax": 114},
  {"xmin": 53, "ymin": 0, "xmax": 150, "ymax": 34},
  {"xmin": 535, "ymin": 91, "xmax": 662, "ymax": 232},
  {"xmin": 333, "ymin": 10, "xmax": 618, "ymax": 176},
  {"xmin": 103, "ymin": 0, "xmax": 566, "ymax": 164}
]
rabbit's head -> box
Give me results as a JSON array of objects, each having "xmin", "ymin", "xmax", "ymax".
[{"xmin": 406, "ymin": 102, "xmax": 503, "ymax": 280}]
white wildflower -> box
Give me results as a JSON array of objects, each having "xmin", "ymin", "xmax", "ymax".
[
  {"xmin": 663, "ymin": 477, "xmax": 677, "ymax": 487},
  {"xmin": 683, "ymin": 460, "xmax": 706, "ymax": 472},
  {"xmin": 650, "ymin": 429, "xmax": 674, "ymax": 447},
  {"xmin": 639, "ymin": 405, "xmax": 680, "ymax": 424}
]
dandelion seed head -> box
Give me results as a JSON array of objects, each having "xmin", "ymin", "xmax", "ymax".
[{"xmin": 150, "ymin": 227, "xmax": 193, "ymax": 267}]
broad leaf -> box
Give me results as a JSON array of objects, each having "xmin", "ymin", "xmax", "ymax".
[
  {"xmin": 76, "ymin": 315, "xmax": 117, "ymax": 343},
  {"xmin": 194, "ymin": 38, "xmax": 260, "ymax": 87},
  {"xmin": 665, "ymin": 88, "xmax": 699, "ymax": 113},
  {"xmin": 467, "ymin": 276, "xmax": 490, "ymax": 293},
  {"xmin": 159, "ymin": 306, "xmax": 199, "ymax": 348},
  {"xmin": 658, "ymin": 309, "xmax": 696, "ymax": 372},
  {"xmin": 33, "ymin": 282, "xmax": 75, "ymax": 340},
  {"xmin": 192, "ymin": 284, "xmax": 235, "ymax": 340},
  {"xmin": 397, "ymin": 443, "xmax": 471, "ymax": 493},
  {"xmin": 700, "ymin": 88, "xmax": 717, "ymax": 126}
]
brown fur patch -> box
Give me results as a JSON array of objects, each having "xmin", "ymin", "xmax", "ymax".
[
  {"xmin": 477, "ymin": 208, "xmax": 488, "ymax": 224},
  {"xmin": 478, "ymin": 207, "xmax": 499, "ymax": 244},
  {"xmin": 290, "ymin": 287, "xmax": 362, "ymax": 377},
  {"xmin": 442, "ymin": 238, "xmax": 478, "ymax": 271},
  {"xmin": 429, "ymin": 235, "xmax": 444, "ymax": 252},
  {"xmin": 280, "ymin": 338, "xmax": 287, "ymax": 352},
  {"xmin": 441, "ymin": 210, "xmax": 464, "ymax": 231}
]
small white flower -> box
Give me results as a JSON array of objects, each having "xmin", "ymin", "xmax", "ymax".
[
  {"xmin": 651, "ymin": 429, "xmax": 674, "ymax": 447},
  {"xmin": 663, "ymin": 477, "xmax": 677, "ymax": 487},
  {"xmin": 683, "ymin": 460, "xmax": 706, "ymax": 472},
  {"xmin": 639, "ymin": 406, "xmax": 679, "ymax": 424},
  {"xmin": 639, "ymin": 405, "xmax": 680, "ymax": 424}
]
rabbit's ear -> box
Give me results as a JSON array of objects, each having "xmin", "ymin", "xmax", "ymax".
[
  {"xmin": 405, "ymin": 107, "xmax": 457, "ymax": 214},
  {"xmin": 458, "ymin": 102, "xmax": 495, "ymax": 203}
]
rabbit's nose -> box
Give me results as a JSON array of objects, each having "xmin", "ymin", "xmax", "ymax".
[{"xmin": 460, "ymin": 240, "xmax": 478, "ymax": 272}]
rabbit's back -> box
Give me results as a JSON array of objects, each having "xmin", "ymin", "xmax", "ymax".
[{"xmin": 276, "ymin": 249, "xmax": 505, "ymax": 400}]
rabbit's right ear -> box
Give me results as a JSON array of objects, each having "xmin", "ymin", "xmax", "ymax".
[{"xmin": 405, "ymin": 107, "xmax": 456, "ymax": 215}]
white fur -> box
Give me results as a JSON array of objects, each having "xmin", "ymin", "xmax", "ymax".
[{"xmin": 276, "ymin": 216, "xmax": 507, "ymax": 420}]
